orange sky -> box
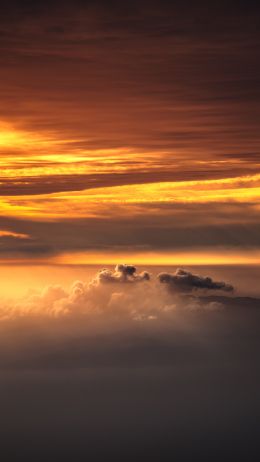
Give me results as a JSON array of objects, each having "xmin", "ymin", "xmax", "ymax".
[{"xmin": 0, "ymin": 2, "xmax": 259, "ymax": 265}]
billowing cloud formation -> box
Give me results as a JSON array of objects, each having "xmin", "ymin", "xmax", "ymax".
[
  {"xmin": 158, "ymin": 268, "xmax": 234, "ymax": 293},
  {"xmin": 94, "ymin": 264, "xmax": 150, "ymax": 284},
  {"xmin": 0, "ymin": 264, "xmax": 258, "ymax": 462},
  {"xmin": 0, "ymin": 265, "xmax": 236, "ymax": 322}
]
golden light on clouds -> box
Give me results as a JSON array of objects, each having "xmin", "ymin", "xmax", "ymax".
[
  {"xmin": 0, "ymin": 116, "xmax": 259, "ymax": 266},
  {"xmin": 1, "ymin": 174, "xmax": 260, "ymax": 220},
  {"xmin": 0, "ymin": 122, "xmax": 62, "ymax": 149},
  {"xmin": 0, "ymin": 122, "xmax": 160, "ymax": 179},
  {"xmin": 0, "ymin": 230, "xmax": 30, "ymax": 239}
]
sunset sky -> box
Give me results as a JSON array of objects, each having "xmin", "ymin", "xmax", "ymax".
[
  {"xmin": 1, "ymin": 3, "xmax": 260, "ymax": 460},
  {"xmin": 0, "ymin": 0, "xmax": 259, "ymax": 265}
]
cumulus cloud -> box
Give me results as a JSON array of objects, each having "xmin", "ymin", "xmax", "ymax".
[
  {"xmin": 0, "ymin": 263, "xmax": 259, "ymax": 380},
  {"xmin": 158, "ymin": 268, "xmax": 234, "ymax": 293},
  {"xmin": 93, "ymin": 264, "xmax": 151, "ymax": 285},
  {"xmin": 0, "ymin": 264, "xmax": 237, "ymax": 323}
]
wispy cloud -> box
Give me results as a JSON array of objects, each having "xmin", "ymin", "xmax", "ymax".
[{"xmin": 0, "ymin": 229, "xmax": 30, "ymax": 239}]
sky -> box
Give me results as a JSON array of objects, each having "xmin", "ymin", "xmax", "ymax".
[
  {"xmin": 0, "ymin": 3, "xmax": 260, "ymax": 460},
  {"xmin": 0, "ymin": 0, "xmax": 259, "ymax": 265}
]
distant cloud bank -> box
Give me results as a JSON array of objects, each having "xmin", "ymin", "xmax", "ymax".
[{"xmin": 0, "ymin": 265, "xmax": 236, "ymax": 322}]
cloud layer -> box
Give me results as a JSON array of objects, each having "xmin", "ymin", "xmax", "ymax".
[
  {"xmin": 158, "ymin": 268, "xmax": 234, "ymax": 293},
  {"xmin": 0, "ymin": 265, "xmax": 236, "ymax": 322}
]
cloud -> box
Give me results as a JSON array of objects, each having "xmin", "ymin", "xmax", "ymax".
[
  {"xmin": 0, "ymin": 263, "xmax": 259, "ymax": 378},
  {"xmin": 0, "ymin": 230, "xmax": 31, "ymax": 239},
  {"xmin": 158, "ymin": 268, "xmax": 234, "ymax": 293},
  {"xmin": 93, "ymin": 264, "xmax": 151, "ymax": 285},
  {"xmin": 0, "ymin": 264, "xmax": 236, "ymax": 322}
]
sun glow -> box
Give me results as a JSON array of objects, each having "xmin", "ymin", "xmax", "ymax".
[
  {"xmin": 49, "ymin": 248, "xmax": 260, "ymax": 266},
  {"xmin": 0, "ymin": 123, "xmax": 62, "ymax": 149}
]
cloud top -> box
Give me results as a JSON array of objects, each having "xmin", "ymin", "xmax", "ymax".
[
  {"xmin": 158, "ymin": 268, "xmax": 234, "ymax": 293},
  {"xmin": 93, "ymin": 264, "xmax": 151, "ymax": 285},
  {"xmin": 0, "ymin": 264, "xmax": 237, "ymax": 322}
]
